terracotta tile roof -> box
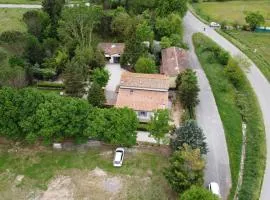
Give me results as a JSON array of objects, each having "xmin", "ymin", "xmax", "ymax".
[
  {"xmin": 161, "ymin": 47, "xmax": 189, "ymax": 76},
  {"xmin": 98, "ymin": 43, "xmax": 125, "ymax": 56},
  {"xmin": 116, "ymin": 88, "xmax": 169, "ymax": 111},
  {"xmin": 120, "ymin": 72, "xmax": 169, "ymax": 91}
]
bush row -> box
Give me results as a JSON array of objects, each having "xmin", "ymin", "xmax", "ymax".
[
  {"xmin": 0, "ymin": 87, "xmax": 138, "ymax": 146},
  {"xmin": 37, "ymin": 81, "xmax": 65, "ymax": 89}
]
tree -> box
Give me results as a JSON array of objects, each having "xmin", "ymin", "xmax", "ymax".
[
  {"xmin": 111, "ymin": 10, "xmax": 133, "ymax": 39},
  {"xmin": 135, "ymin": 56, "xmax": 157, "ymax": 73},
  {"xmin": 87, "ymin": 82, "xmax": 106, "ymax": 107},
  {"xmin": 245, "ymin": 11, "xmax": 265, "ymax": 31},
  {"xmin": 155, "ymin": 14, "xmax": 183, "ymax": 40},
  {"xmin": 64, "ymin": 59, "xmax": 85, "ymax": 97},
  {"xmin": 176, "ymin": 69, "xmax": 199, "ymax": 118},
  {"xmin": 136, "ymin": 21, "xmax": 154, "ymax": 42},
  {"xmin": 23, "ymin": 10, "xmax": 50, "ymax": 40},
  {"xmin": 160, "ymin": 36, "xmax": 172, "ymax": 49},
  {"xmin": 171, "ymin": 120, "xmax": 208, "ymax": 154},
  {"xmin": 42, "ymin": 0, "xmax": 65, "ymax": 37},
  {"xmin": 181, "ymin": 186, "xmax": 219, "ymax": 200},
  {"xmin": 58, "ymin": 5, "xmax": 102, "ymax": 48},
  {"xmin": 164, "ymin": 144, "xmax": 205, "ymax": 193},
  {"xmin": 149, "ymin": 109, "xmax": 170, "ymax": 144},
  {"xmin": 84, "ymin": 107, "xmax": 139, "ymax": 146},
  {"xmin": 24, "ymin": 35, "xmax": 44, "ymax": 65},
  {"xmin": 92, "ymin": 68, "xmax": 109, "ymax": 87},
  {"xmin": 156, "ymin": 0, "xmax": 188, "ymax": 17}
]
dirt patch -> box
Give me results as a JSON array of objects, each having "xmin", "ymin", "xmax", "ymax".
[{"xmin": 39, "ymin": 176, "xmax": 74, "ymax": 200}]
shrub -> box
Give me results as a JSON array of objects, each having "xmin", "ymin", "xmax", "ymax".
[
  {"xmin": 224, "ymin": 58, "xmax": 244, "ymax": 89},
  {"xmin": 37, "ymin": 81, "xmax": 65, "ymax": 89},
  {"xmin": 217, "ymin": 50, "xmax": 229, "ymax": 65},
  {"xmin": 92, "ymin": 68, "xmax": 110, "ymax": 87},
  {"xmin": 0, "ymin": 31, "xmax": 25, "ymax": 43},
  {"xmin": 181, "ymin": 186, "xmax": 219, "ymax": 200},
  {"xmin": 164, "ymin": 144, "xmax": 205, "ymax": 193}
]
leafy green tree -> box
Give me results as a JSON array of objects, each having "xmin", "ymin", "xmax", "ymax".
[
  {"xmin": 176, "ymin": 69, "xmax": 199, "ymax": 118},
  {"xmin": 87, "ymin": 82, "xmax": 106, "ymax": 107},
  {"xmin": 92, "ymin": 68, "xmax": 109, "ymax": 87},
  {"xmin": 135, "ymin": 56, "xmax": 157, "ymax": 73},
  {"xmin": 172, "ymin": 120, "xmax": 208, "ymax": 154},
  {"xmin": 245, "ymin": 11, "xmax": 265, "ymax": 31},
  {"xmin": 0, "ymin": 65, "xmax": 27, "ymax": 88},
  {"xmin": 31, "ymin": 96, "xmax": 91, "ymax": 143},
  {"xmin": 149, "ymin": 109, "xmax": 170, "ymax": 144},
  {"xmin": 23, "ymin": 10, "xmax": 50, "ymax": 40},
  {"xmin": 24, "ymin": 35, "xmax": 44, "ymax": 65},
  {"xmin": 64, "ymin": 59, "xmax": 85, "ymax": 97},
  {"xmin": 136, "ymin": 21, "xmax": 154, "ymax": 42},
  {"xmin": 58, "ymin": 5, "xmax": 102, "ymax": 48},
  {"xmin": 155, "ymin": 14, "xmax": 183, "ymax": 40},
  {"xmin": 164, "ymin": 144, "xmax": 205, "ymax": 193},
  {"xmin": 156, "ymin": 0, "xmax": 188, "ymax": 17},
  {"xmin": 181, "ymin": 186, "xmax": 219, "ymax": 200},
  {"xmin": 120, "ymin": 33, "xmax": 147, "ymax": 66},
  {"xmin": 84, "ymin": 107, "xmax": 138, "ymax": 146},
  {"xmin": 42, "ymin": 0, "xmax": 65, "ymax": 37},
  {"xmin": 160, "ymin": 36, "xmax": 172, "ymax": 49},
  {"xmin": 111, "ymin": 10, "xmax": 133, "ymax": 39}
]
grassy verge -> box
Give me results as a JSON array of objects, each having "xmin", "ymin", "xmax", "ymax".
[
  {"xmin": 193, "ymin": 33, "xmax": 265, "ymax": 200},
  {"xmin": 0, "ymin": 143, "xmax": 174, "ymax": 199},
  {"xmin": 218, "ymin": 30, "xmax": 270, "ymax": 82},
  {"xmin": 0, "ymin": 8, "xmax": 28, "ymax": 33}
]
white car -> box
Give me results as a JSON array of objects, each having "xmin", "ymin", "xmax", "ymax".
[
  {"xmin": 210, "ymin": 22, "xmax": 221, "ymax": 28},
  {"xmin": 113, "ymin": 148, "xmax": 125, "ymax": 167},
  {"xmin": 208, "ymin": 182, "xmax": 221, "ymax": 198}
]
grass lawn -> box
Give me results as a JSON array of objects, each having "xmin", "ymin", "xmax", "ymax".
[
  {"xmin": 0, "ymin": 8, "xmax": 27, "ymax": 33},
  {"xmin": 0, "ymin": 142, "xmax": 175, "ymax": 199},
  {"xmin": 193, "ymin": 0, "xmax": 270, "ymax": 26},
  {"xmin": 193, "ymin": 33, "xmax": 265, "ymax": 200},
  {"xmin": 221, "ymin": 30, "xmax": 270, "ymax": 81}
]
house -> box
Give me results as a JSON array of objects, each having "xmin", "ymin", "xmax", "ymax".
[
  {"xmin": 98, "ymin": 43, "xmax": 125, "ymax": 64},
  {"xmin": 161, "ymin": 47, "xmax": 189, "ymax": 88},
  {"xmin": 115, "ymin": 72, "xmax": 170, "ymax": 122}
]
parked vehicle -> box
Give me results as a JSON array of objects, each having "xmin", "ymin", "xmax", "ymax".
[
  {"xmin": 113, "ymin": 148, "xmax": 125, "ymax": 167},
  {"xmin": 210, "ymin": 22, "xmax": 221, "ymax": 28},
  {"xmin": 208, "ymin": 182, "xmax": 221, "ymax": 198}
]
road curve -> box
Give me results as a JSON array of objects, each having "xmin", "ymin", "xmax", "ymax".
[
  {"xmin": 184, "ymin": 11, "xmax": 270, "ymax": 200},
  {"xmin": 183, "ymin": 12, "xmax": 232, "ymax": 199}
]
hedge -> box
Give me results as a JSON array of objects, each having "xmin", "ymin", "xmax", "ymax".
[
  {"xmin": 0, "ymin": 87, "xmax": 138, "ymax": 146},
  {"xmin": 37, "ymin": 81, "xmax": 65, "ymax": 89}
]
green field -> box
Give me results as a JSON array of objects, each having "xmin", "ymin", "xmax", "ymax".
[
  {"xmin": 0, "ymin": 8, "xmax": 27, "ymax": 33},
  {"xmin": 193, "ymin": 1, "xmax": 270, "ymax": 26},
  {"xmin": 193, "ymin": 33, "xmax": 266, "ymax": 200},
  {"xmin": 222, "ymin": 30, "xmax": 270, "ymax": 81},
  {"xmin": 0, "ymin": 142, "xmax": 175, "ymax": 199}
]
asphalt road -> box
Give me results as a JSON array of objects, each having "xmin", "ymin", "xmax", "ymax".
[
  {"xmin": 184, "ymin": 11, "xmax": 270, "ymax": 200},
  {"xmin": 183, "ymin": 12, "xmax": 231, "ymax": 199}
]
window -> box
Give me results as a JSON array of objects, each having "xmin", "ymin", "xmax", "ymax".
[{"xmin": 138, "ymin": 111, "xmax": 147, "ymax": 117}]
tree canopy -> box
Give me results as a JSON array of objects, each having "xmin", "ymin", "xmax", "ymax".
[
  {"xmin": 164, "ymin": 144, "xmax": 205, "ymax": 193},
  {"xmin": 135, "ymin": 56, "xmax": 157, "ymax": 73},
  {"xmin": 245, "ymin": 11, "xmax": 265, "ymax": 31},
  {"xmin": 171, "ymin": 120, "xmax": 208, "ymax": 155},
  {"xmin": 149, "ymin": 109, "xmax": 171, "ymax": 143},
  {"xmin": 181, "ymin": 186, "xmax": 219, "ymax": 200}
]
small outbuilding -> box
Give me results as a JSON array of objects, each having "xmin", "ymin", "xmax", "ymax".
[
  {"xmin": 98, "ymin": 43, "xmax": 125, "ymax": 64},
  {"xmin": 161, "ymin": 47, "xmax": 189, "ymax": 88}
]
